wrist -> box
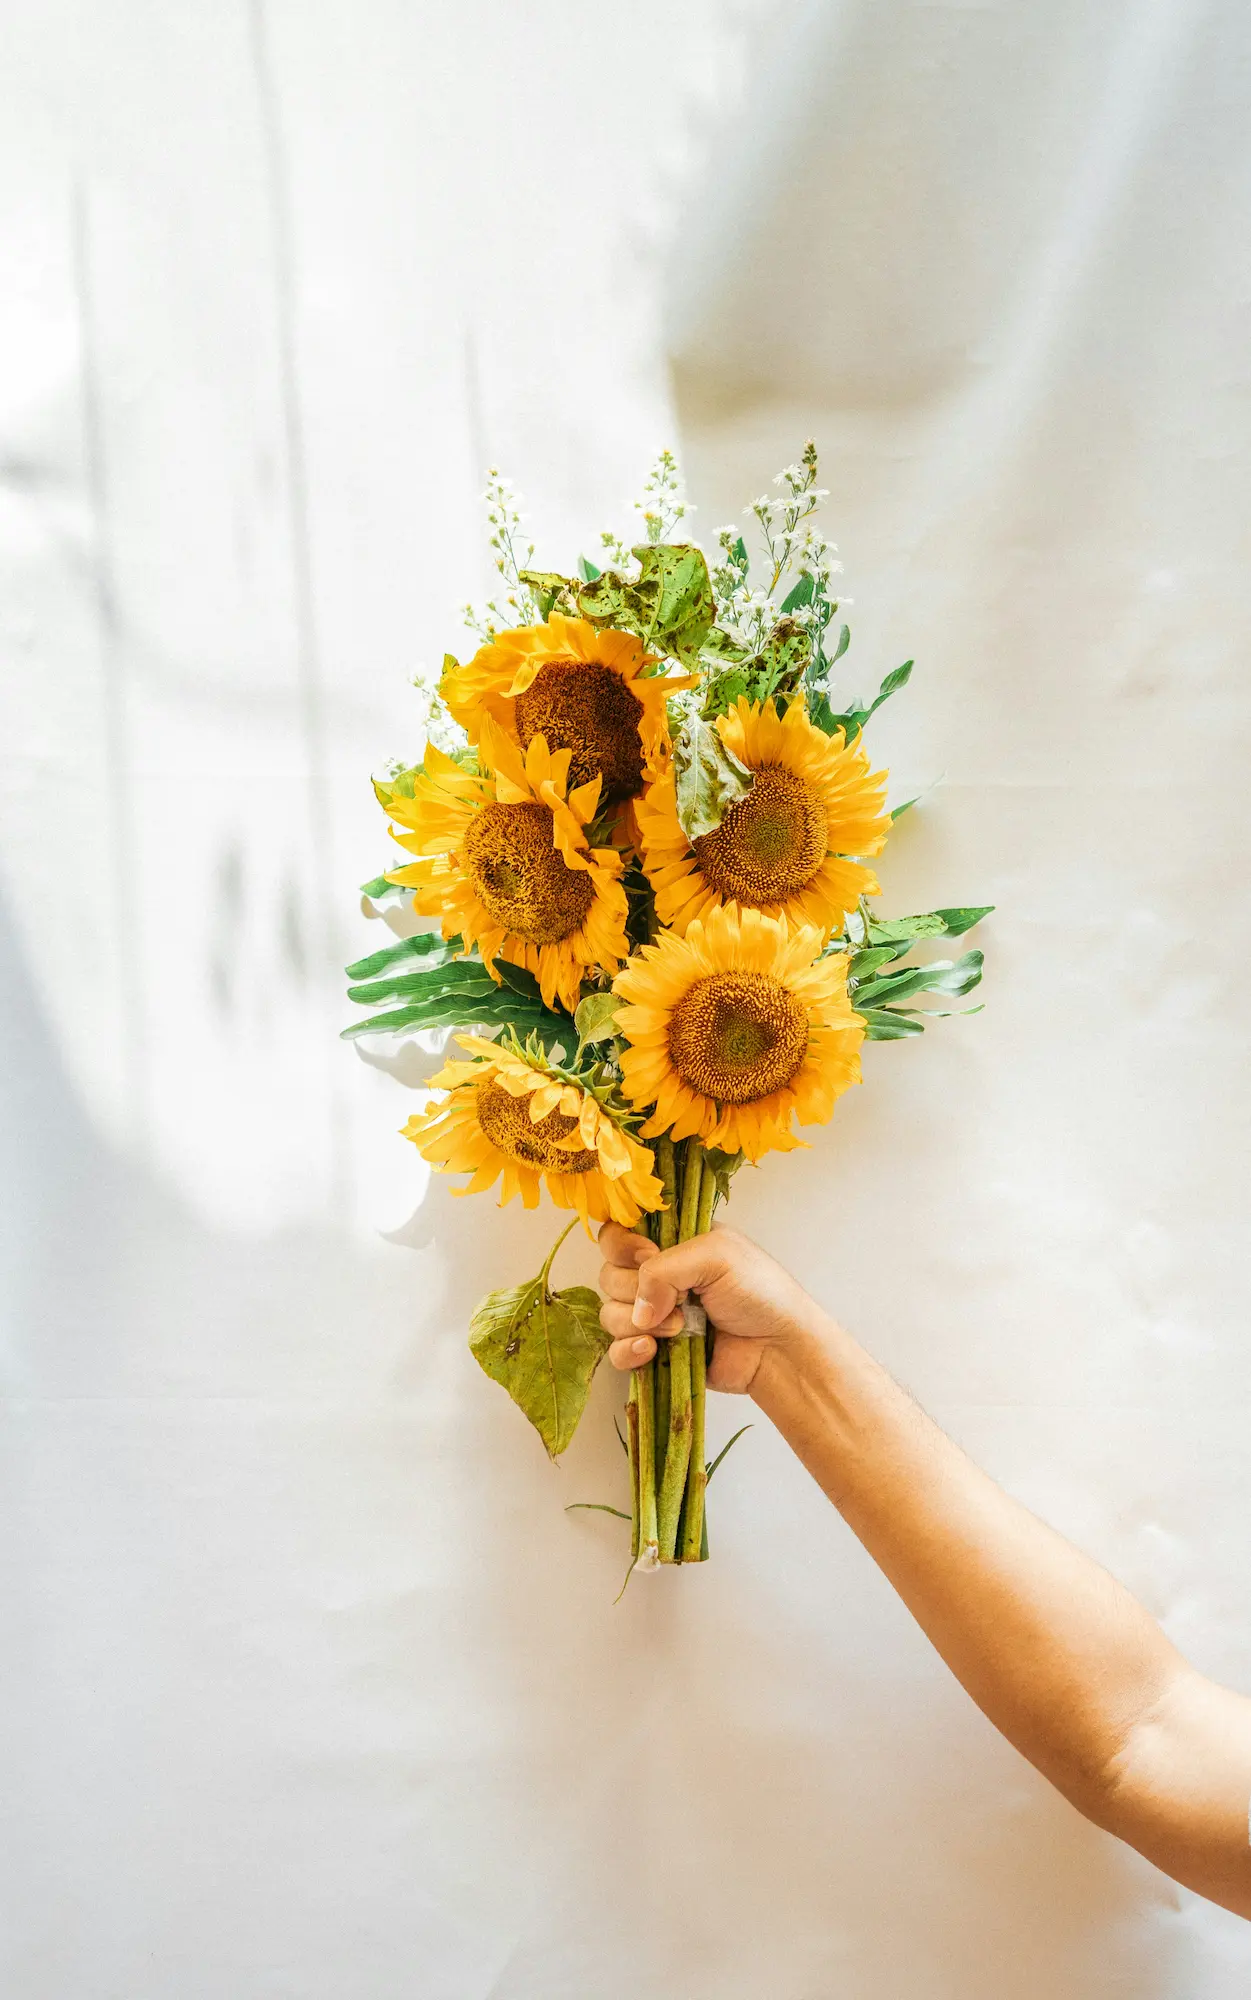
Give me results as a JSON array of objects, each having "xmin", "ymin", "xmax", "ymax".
[{"xmin": 750, "ymin": 1305, "xmax": 841, "ymax": 1409}]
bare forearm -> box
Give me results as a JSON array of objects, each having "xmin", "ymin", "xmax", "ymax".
[
  {"xmin": 753, "ymin": 1312, "xmax": 1251, "ymax": 1917},
  {"xmin": 598, "ymin": 1220, "xmax": 1251, "ymax": 1914}
]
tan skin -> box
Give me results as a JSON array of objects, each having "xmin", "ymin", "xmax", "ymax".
[{"xmin": 597, "ymin": 1221, "xmax": 1251, "ymax": 1920}]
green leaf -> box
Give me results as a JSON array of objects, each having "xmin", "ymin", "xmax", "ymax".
[
  {"xmin": 516, "ymin": 569, "xmax": 580, "ymax": 619},
  {"xmin": 746, "ymin": 617, "xmax": 812, "ymax": 700},
  {"xmin": 345, "ymin": 931, "xmax": 465, "ymax": 981},
  {"xmin": 705, "ymin": 1423, "xmax": 753, "ymax": 1483},
  {"xmin": 890, "ymin": 797, "xmax": 919, "ymax": 821},
  {"xmin": 574, "ymin": 991, "xmax": 623, "ymax": 1052},
  {"xmin": 340, "ymin": 991, "xmax": 567, "ymax": 1042},
  {"xmin": 868, "ymin": 912, "xmax": 951, "ymax": 943},
  {"xmin": 817, "ymin": 658, "xmax": 914, "ymax": 740},
  {"xmin": 360, "ymin": 873, "xmax": 414, "ymax": 905},
  {"xmin": 831, "ymin": 623, "xmax": 851, "ymax": 665},
  {"xmin": 577, "ymin": 555, "xmax": 602, "ymax": 583},
  {"xmin": 577, "ymin": 543, "xmax": 716, "ymax": 664},
  {"xmin": 671, "ymin": 715, "xmax": 753, "ymax": 841},
  {"xmin": 470, "ymin": 1251, "xmax": 610, "ymax": 1460},
  {"xmin": 859, "ymin": 1007, "xmax": 926, "ymax": 1040},
  {"xmin": 780, "ymin": 573, "xmax": 815, "ymax": 614},
  {"xmin": 853, "ymin": 950, "xmax": 984, "ymax": 1011},
  {"xmin": 493, "ymin": 959, "xmax": 547, "ymax": 1005},
  {"xmin": 868, "ymin": 909, "xmax": 992, "ymax": 944},
  {"xmin": 345, "ymin": 961, "xmax": 502, "ymax": 1007},
  {"xmin": 932, "ymin": 905, "xmax": 994, "ymax": 936},
  {"xmin": 702, "ymin": 1146, "xmax": 745, "ymax": 1205},
  {"xmin": 848, "ymin": 944, "xmax": 910, "ymax": 981}
]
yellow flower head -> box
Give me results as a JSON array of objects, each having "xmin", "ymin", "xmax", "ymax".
[
  {"xmin": 613, "ymin": 903, "xmax": 864, "ymax": 1163},
  {"xmin": 637, "ymin": 697, "xmax": 891, "ymax": 939},
  {"xmin": 403, "ymin": 1034, "xmax": 665, "ymax": 1228},
  {"xmin": 379, "ymin": 720, "xmax": 628, "ymax": 1013},
  {"xmin": 441, "ymin": 614, "xmax": 676, "ymax": 810}
]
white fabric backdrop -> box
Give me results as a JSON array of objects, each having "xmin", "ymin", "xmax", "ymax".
[{"xmin": 3, "ymin": 2, "xmax": 1250, "ymax": 1994}]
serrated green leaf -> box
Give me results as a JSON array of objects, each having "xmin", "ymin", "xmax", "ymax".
[
  {"xmin": 470, "ymin": 1276, "xmax": 610, "ymax": 1459},
  {"xmin": 672, "ymin": 715, "xmax": 753, "ymax": 841},
  {"xmin": 574, "ymin": 991, "xmax": 623, "ymax": 1051}
]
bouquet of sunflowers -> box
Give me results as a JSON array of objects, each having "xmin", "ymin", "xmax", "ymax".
[{"xmin": 345, "ymin": 445, "xmax": 989, "ymax": 1577}]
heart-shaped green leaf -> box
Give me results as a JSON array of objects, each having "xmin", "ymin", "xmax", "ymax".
[{"xmin": 470, "ymin": 1271, "xmax": 610, "ymax": 1459}]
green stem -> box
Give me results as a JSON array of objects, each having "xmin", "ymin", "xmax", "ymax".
[
  {"xmin": 656, "ymin": 1134, "xmax": 678, "ymax": 1250},
  {"xmin": 679, "ymin": 1150, "xmax": 713, "ymax": 1562},
  {"xmin": 678, "ymin": 1135, "xmax": 704, "ymax": 1239},
  {"xmin": 656, "ymin": 1327, "xmax": 692, "ymax": 1560},
  {"xmin": 540, "ymin": 1215, "xmax": 579, "ymax": 1291},
  {"xmin": 680, "ymin": 1321, "xmax": 707, "ymax": 1563},
  {"xmin": 625, "ymin": 1373, "xmax": 640, "ymax": 1561},
  {"xmin": 657, "ymin": 1139, "xmax": 704, "ymax": 1560},
  {"xmin": 635, "ymin": 1358, "xmax": 659, "ymax": 1568},
  {"xmin": 654, "ymin": 1343, "xmax": 671, "ymax": 1489}
]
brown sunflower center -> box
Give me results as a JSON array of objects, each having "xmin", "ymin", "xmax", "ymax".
[
  {"xmin": 463, "ymin": 800, "xmax": 594, "ymax": 943},
  {"xmin": 513, "ymin": 659, "xmax": 646, "ymax": 803},
  {"xmin": 667, "ymin": 970, "xmax": 809, "ymax": 1105},
  {"xmin": 475, "ymin": 1078, "xmax": 598, "ymax": 1174},
  {"xmin": 693, "ymin": 766, "xmax": 828, "ymax": 906}
]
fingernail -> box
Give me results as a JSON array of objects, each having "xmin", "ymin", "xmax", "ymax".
[
  {"xmin": 631, "ymin": 1337, "xmax": 651, "ymax": 1358},
  {"xmin": 632, "ymin": 1299, "xmax": 652, "ymax": 1328}
]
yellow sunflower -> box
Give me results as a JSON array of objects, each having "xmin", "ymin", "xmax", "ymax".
[
  {"xmin": 637, "ymin": 696, "xmax": 891, "ymax": 939},
  {"xmin": 441, "ymin": 614, "xmax": 678, "ymax": 809},
  {"xmin": 613, "ymin": 903, "xmax": 864, "ymax": 1163},
  {"xmin": 403, "ymin": 1034, "xmax": 665, "ymax": 1228},
  {"xmin": 380, "ymin": 721, "xmax": 628, "ymax": 1012}
]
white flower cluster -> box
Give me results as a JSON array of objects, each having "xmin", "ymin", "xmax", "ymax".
[
  {"xmin": 711, "ymin": 441, "xmax": 845, "ymax": 653},
  {"xmin": 601, "ymin": 447, "xmax": 693, "ymax": 566},
  {"xmin": 463, "ymin": 468, "xmax": 543, "ymax": 642},
  {"xmin": 409, "ymin": 666, "xmax": 468, "ymax": 757}
]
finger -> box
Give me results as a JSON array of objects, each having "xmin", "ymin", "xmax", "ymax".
[
  {"xmin": 597, "ymin": 1221, "xmax": 658, "ymax": 1270},
  {"xmin": 631, "ymin": 1233, "xmax": 731, "ymax": 1330},
  {"xmin": 598, "ymin": 1263, "xmax": 641, "ymax": 1305},
  {"xmin": 607, "ymin": 1334, "xmax": 655, "ymax": 1371},
  {"xmin": 600, "ymin": 1300, "xmax": 684, "ymax": 1344}
]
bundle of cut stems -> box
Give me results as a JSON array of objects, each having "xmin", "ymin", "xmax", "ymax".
[{"xmin": 626, "ymin": 1134, "xmax": 715, "ymax": 1567}]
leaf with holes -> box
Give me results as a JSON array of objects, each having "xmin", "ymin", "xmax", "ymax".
[
  {"xmin": 470, "ymin": 1278, "xmax": 610, "ymax": 1459},
  {"xmin": 671, "ymin": 714, "xmax": 753, "ymax": 842}
]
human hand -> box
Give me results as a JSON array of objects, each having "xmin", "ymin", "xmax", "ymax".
[{"xmin": 596, "ymin": 1221, "xmax": 826, "ymax": 1396}]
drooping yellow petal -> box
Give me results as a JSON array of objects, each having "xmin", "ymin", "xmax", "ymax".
[{"xmin": 403, "ymin": 1039, "xmax": 665, "ymax": 1230}]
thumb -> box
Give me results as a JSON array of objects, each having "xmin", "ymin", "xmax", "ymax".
[{"xmin": 632, "ymin": 1234, "xmax": 728, "ymax": 1329}]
